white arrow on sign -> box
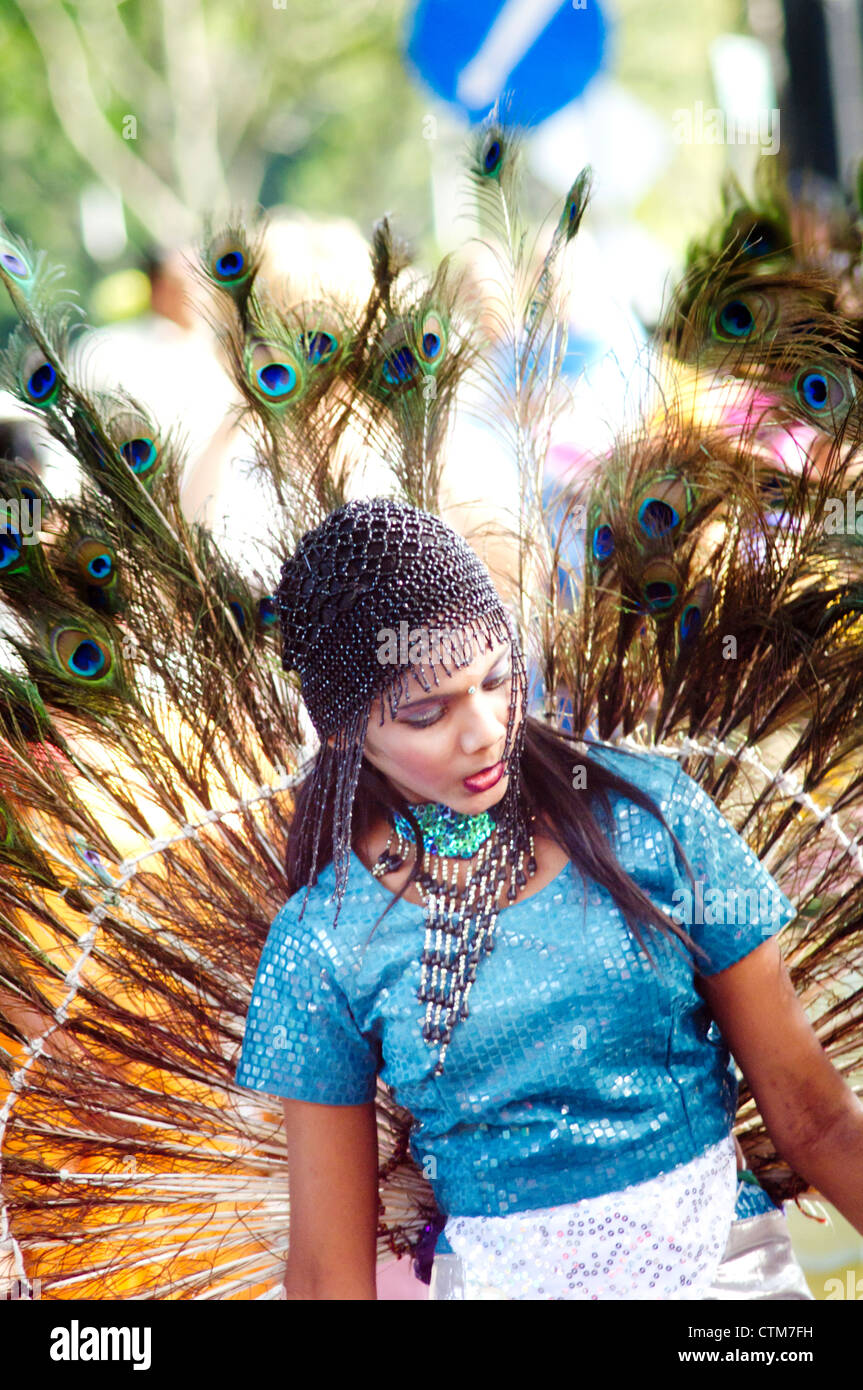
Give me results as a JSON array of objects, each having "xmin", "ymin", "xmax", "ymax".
[{"xmin": 455, "ymin": 0, "xmax": 570, "ymax": 109}]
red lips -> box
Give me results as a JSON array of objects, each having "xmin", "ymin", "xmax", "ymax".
[{"xmin": 462, "ymin": 760, "xmax": 505, "ymax": 793}]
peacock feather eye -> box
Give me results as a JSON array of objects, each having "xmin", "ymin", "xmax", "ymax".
[
  {"xmin": 1, "ymin": 250, "xmax": 29, "ymax": 278},
  {"xmin": 249, "ymin": 341, "xmax": 305, "ymax": 406},
  {"xmin": 52, "ymin": 627, "xmax": 113, "ymax": 681},
  {"xmin": 737, "ymin": 217, "xmax": 787, "ymax": 260},
  {"xmin": 290, "ymin": 300, "xmax": 347, "ymax": 372},
  {"xmin": 74, "ymin": 539, "xmax": 116, "ymax": 588},
  {"xmin": 644, "ymin": 583, "xmax": 676, "ymax": 611},
  {"xmin": 640, "ymin": 558, "xmax": 680, "ymax": 613},
  {"xmin": 677, "ymin": 579, "xmax": 714, "ymax": 646},
  {"xmin": 793, "ymin": 365, "xmax": 850, "ymax": 416},
  {"xmin": 105, "ymin": 409, "xmax": 162, "ymax": 480},
  {"xmin": 258, "ymin": 361, "xmax": 296, "ymax": 396},
  {"xmin": 0, "ymin": 235, "xmax": 34, "ymax": 288},
  {"xmin": 711, "ymin": 291, "xmax": 774, "ymax": 343},
  {"xmin": 716, "ymin": 299, "xmax": 754, "ymax": 338},
  {"xmin": 300, "ymin": 330, "xmax": 337, "ymax": 364},
  {"xmin": 482, "ymin": 135, "xmax": 504, "ymax": 179},
  {"xmin": 591, "ymin": 523, "xmax": 615, "ymax": 563},
  {"xmin": 257, "ymin": 595, "xmax": 277, "ymax": 626},
  {"xmin": 635, "ymin": 475, "xmax": 693, "ymax": 541},
  {"xmin": 207, "ymin": 232, "xmax": 251, "ymax": 287},
  {"xmin": 216, "ymin": 250, "xmax": 244, "ymax": 280},
  {"xmin": 72, "ymin": 838, "xmax": 116, "ymax": 887},
  {"xmin": 120, "ymin": 437, "xmax": 158, "ymax": 475},
  {"xmin": 28, "ymin": 362, "xmax": 57, "ymax": 402},
  {"xmin": 20, "ymin": 347, "xmax": 59, "ymax": 408},
  {"xmin": 638, "ymin": 497, "xmax": 679, "ymax": 537},
  {"xmin": 558, "ymin": 168, "xmax": 592, "ymax": 240},
  {"xmin": 417, "ymin": 311, "xmax": 447, "ymax": 368},
  {"xmin": 679, "ymin": 602, "xmax": 702, "ymax": 643},
  {"xmin": 801, "ymin": 372, "xmax": 828, "ymax": 409},
  {"xmin": 381, "ymin": 343, "xmax": 420, "ymax": 389}
]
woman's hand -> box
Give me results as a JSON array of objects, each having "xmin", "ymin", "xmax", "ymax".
[{"xmin": 698, "ymin": 938, "xmax": 863, "ymax": 1234}]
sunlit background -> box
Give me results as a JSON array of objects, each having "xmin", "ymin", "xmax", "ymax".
[{"xmin": 1, "ymin": 0, "xmax": 862, "ymax": 1300}]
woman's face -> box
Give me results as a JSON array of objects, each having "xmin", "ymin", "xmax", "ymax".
[{"xmin": 360, "ymin": 637, "xmax": 518, "ymax": 813}]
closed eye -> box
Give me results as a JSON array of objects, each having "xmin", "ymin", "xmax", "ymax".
[
  {"xmin": 398, "ymin": 667, "xmax": 512, "ymax": 728},
  {"xmin": 484, "ymin": 669, "xmax": 512, "ymax": 691}
]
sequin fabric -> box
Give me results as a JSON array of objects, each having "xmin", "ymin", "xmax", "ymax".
[
  {"xmin": 429, "ymin": 1134, "xmax": 737, "ymax": 1299},
  {"xmin": 235, "ymin": 745, "xmax": 796, "ymax": 1239},
  {"xmin": 392, "ymin": 803, "xmax": 496, "ymax": 857}
]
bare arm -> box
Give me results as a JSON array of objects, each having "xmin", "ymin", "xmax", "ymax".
[
  {"xmin": 699, "ymin": 938, "xmax": 863, "ymax": 1234},
  {"xmin": 281, "ymin": 1098, "xmax": 379, "ymax": 1300}
]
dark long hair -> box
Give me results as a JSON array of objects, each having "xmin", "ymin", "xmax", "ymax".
[{"xmin": 285, "ymin": 715, "xmax": 702, "ymax": 968}]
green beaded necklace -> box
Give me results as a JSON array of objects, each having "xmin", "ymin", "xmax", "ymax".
[
  {"xmin": 371, "ymin": 800, "xmax": 536, "ymax": 890},
  {"xmin": 392, "ymin": 802, "xmax": 496, "ymax": 858}
]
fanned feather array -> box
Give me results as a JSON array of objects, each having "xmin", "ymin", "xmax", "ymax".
[{"xmin": 0, "ymin": 141, "xmax": 862, "ymax": 1298}]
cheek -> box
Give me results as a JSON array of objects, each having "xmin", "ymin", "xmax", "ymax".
[
  {"xmin": 389, "ymin": 727, "xmax": 452, "ymax": 782},
  {"xmin": 367, "ymin": 722, "xmax": 455, "ymax": 789}
]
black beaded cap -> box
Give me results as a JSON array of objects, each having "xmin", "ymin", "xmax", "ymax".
[
  {"xmin": 276, "ymin": 497, "xmax": 511, "ymax": 737},
  {"xmin": 275, "ymin": 497, "xmax": 529, "ymax": 957}
]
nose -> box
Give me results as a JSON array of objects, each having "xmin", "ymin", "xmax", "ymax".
[{"xmin": 457, "ymin": 690, "xmax": 508, "ymax": 758}]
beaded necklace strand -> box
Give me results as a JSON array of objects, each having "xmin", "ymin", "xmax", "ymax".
[{"xmin": 371, "ymin": 802, "xmax": 537, "ymax": 1074}]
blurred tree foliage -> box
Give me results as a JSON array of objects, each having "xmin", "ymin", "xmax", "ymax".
[
  {"xmin": 0, "ymin": 0, "xmax": 762, "ymax": 340},
  {"xmin": 611, "ymin": 0, "xmax": 748, "ymax": 250},
  {"xmin": 0, "ymin": 0, "xmax": 430, "ymax": 327}
]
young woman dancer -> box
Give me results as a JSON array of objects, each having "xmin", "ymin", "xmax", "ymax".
[{"xmin": 235, "ymin": 496, "xmax": 863, "ymax": 1300}]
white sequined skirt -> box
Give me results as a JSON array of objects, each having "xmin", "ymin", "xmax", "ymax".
[{"xmin": 429, "ymin": 1135, "xmax": 739, "ymax": 1300}]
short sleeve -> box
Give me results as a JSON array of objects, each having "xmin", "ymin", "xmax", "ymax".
[
  {"xmin": 235, "ymin": 900, "xmax": 380, "ymax": 1104},
  {"xmin": 666, "ymin": 763, "xmax": 797, "ymax": 976}
]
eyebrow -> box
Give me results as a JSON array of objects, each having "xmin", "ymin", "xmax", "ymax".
[{"xmin": 397, "ymin": 647, "xmax": 512, "ymax": 713}]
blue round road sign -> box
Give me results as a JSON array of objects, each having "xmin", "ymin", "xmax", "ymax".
[{"xmin": 406, "ymin": 0, "xmax": 607, "ymax": 126}]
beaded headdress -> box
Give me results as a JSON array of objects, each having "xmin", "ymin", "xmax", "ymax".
[{"xmin": 275, "ymin": 495, "xmax": 533, "ymax": 1071}]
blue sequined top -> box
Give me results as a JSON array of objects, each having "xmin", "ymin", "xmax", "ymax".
[{"xmin": 235, "ymin": 746, "xmax": 796, "ymax": 1250}]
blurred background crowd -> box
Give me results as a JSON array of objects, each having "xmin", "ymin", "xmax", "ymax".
[{"xmin": 0, "ymin": 0, "xmax": 861, "ymax": 1299}]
